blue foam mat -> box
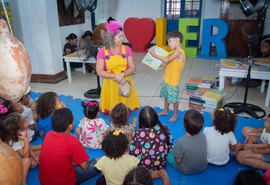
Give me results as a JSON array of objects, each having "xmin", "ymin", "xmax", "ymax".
[{"xmin": 28, "ymin": 92, "xmax": 265, "ymax": 185}]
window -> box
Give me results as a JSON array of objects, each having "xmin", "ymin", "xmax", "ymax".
[
  {"xmin": 165, "ymin": 0, "xmax": 202, "ymax": 19},
  {"xmin": 165, "ymin": 0, "xmax": 181, "ymax": 19}
]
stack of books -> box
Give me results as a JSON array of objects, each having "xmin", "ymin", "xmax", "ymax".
[
  {"xmin": 252, "ymin": 62, "xmax": 270, "ymax": 71},
  {"xmin": 188, "ymin": 88, "xmax": 225, "ymax": 112},
  {"xmin": 186, "ymin": 76, "xmax": 216, "ymax": 94},
  {"xmin": 220, "ymin": 59, "xmax": 247, "ymax": 70}
]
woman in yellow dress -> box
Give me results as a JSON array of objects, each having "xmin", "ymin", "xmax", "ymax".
[{"xmin": 96, "ymin": 17, "xmax": 140, "ymax": 114}]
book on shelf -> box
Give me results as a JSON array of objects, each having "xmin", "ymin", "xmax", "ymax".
[{"xmin": 141, "ymin": 46, "xmax": 168, "ymax": 70}]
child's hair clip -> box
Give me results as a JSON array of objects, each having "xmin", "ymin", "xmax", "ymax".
[
  {"xmin": 0, "ymin": 104, "xmax": 8, "ymax": 114},
  {"xmin": 85, "ymin": 101, "xmax": 98, "ymax": 107},
  {"xmin": 219, "ymin": 107, "xmax": 224, "ymax": 111},
  {"xmin": 113, "ymin": 129, "xmax": 124, "ymax": 136}
]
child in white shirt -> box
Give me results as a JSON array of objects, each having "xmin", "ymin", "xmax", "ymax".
[{"xmin": 203, "ymin": 107, "xmax": 238, "ymax": 165}]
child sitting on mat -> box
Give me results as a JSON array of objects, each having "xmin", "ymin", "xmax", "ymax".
[
  {"xmin": 0, "ymin": 99, "xmax": 35, "ymax": 142},
  {"xmin": 76, "ymin": 100, "xmax": 108, "ymax": 149},
  {"xmin": 39, "ymin": 108, "xmax": 99, "ymax": 185},
  {"xmin": 242, "ymin": 114, "xmax": 270, "ymax": 145},
  {"xmin": 129, "ymin": 106, "xmax": 173, "ymax": 177},
  {"xmin": 36, "ymin": 91, "xmax": 66, "ymax": 139},
  {"xmin": 203, "ymin": 107, "xmax": 240, "ymax": 165},
  {"xmin": 95, "ymin": 130, "xmax": 139, "ymax": 185},
  {"xmin": 236, "ymin": 114, "xmax": 270, "ymax": 170},
  {"xmin": 0, "ymin": 113, "xmax": 40, "ymax": 185},
  {"xmin": 109, "ymin": 103, "xmax": 136, "ymax": 141},
  {"xmin": 233, "ymin": 169, "xmax": 266, "ymax": 185},
  {"xmin": 173, "ymin": 109, "xmax": 207, "ymax": 174},
  {"xmin": 123, "ymin": 166, "xmax": 171, "ymax": 185}
]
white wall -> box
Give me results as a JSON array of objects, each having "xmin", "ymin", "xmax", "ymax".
[
  {"xmin": 10, "ymin": 0, "xmax": 62, "ymax": 74},
  {"xmin": 46, "ymin": 0, "xmax": 63, "ymax": 72},
  {"xmin": 11, "ymin": 0, "xmax": 99, "ymax": 75},
  {"xmin": 95, "ymin": 0, "xmax": 116, "ymax": 23},
  {"xmin": 264, "ymin": 6, "xmax": 270, "ymax": 36},
  {"xmin": 114, "ymin": 0, "xmax": 163, "ymax": 43},
  {"xmin": 202, "ymin": 0, "xmax": 221, "ymax": 19},
  {"xmin": 115, "ymin": 0, "xmax": 163, "ymax": 23}
]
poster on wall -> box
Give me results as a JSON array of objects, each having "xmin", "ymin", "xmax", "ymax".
[{"xmin": 57, "ymin": 0, "xmax": 85, "ymax": 26}]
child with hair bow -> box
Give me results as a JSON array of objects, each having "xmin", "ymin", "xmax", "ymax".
[
  {"xmin": 95, "ymin": 129, "xmax": 139, "ymax": 185},
  {"xmin": 203, "ymin": 107, "xmax": 240, "ymax": 165},
  {"xmin": 76, "ymin": 100, "xmax": 109, "ymax": 149}
]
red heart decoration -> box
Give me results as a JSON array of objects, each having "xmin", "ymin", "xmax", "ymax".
[{"xmin": 124, "ymin": 18, "xmax": 156, "ymax": 52}]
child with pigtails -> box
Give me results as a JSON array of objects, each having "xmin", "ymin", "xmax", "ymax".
[{"xmin": 203, "ymin": 107, "xmax": 240, "ymax": 165}]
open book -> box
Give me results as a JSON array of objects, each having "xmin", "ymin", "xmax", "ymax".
[{"xmin": 142, "ymin": 46, "xmax": 169, "ymax": 70}]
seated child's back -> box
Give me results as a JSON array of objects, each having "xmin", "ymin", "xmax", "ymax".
[
  {"xmin": 76, "ymin": 100, "xmax": 108, "ymax": 149},
  {"xmin": 130, "ymin": 106, "xmax": 173, "ymax": 171},
  {"xmin": 203, "ymin": 107, "xmax": 237, "ymax": 165},
  {"xmin": 39, "ymin": 108, "xmax": 99, "ymax": 185},
  {"xmin": 110, "ymin": 103, "xmax": 136, "ymax": 141},
  {"xmin": 96, "ymin": 130, "xmax": 139, "ymax": 185},
  {"xmin": 174, "ymin": 109, "xmax": 207, "ymax": 174}
]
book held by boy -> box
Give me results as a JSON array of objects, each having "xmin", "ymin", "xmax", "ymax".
[{"xmin": 141, "ymin": 46, "xmax": 169, "ymax": 70}]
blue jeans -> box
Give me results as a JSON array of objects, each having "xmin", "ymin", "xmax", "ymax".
[{"xmin": 76, "ymin": 159, "xmax": 100, "ymax": 184}]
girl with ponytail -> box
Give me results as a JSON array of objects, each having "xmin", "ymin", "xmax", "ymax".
[{"xmin": 130, "ymin": 106, "xmax": 173, "ymax": 175}]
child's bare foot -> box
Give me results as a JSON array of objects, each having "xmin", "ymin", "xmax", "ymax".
[
  {"xmin": 158, "ymin": 111, "xmax": 169, "ymax": 116},
  {"xmin": 159, "ymin": 169, "xmax": 170, "ymax": 185},
  {"xmin": 150, "ymin": 170, "xmax": 161, "ymax": 179},
  {"xmin": 168, "ymin": 114, "xmax": 178, "ymax": 122}
]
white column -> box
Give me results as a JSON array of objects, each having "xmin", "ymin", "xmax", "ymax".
[
  {"xmin": 10, "ymin": 0, "xmax": 63, "ymax": 75},
  {"xmin": 264, "ymin": 6, "xmax": 270, "ymax": 36}
]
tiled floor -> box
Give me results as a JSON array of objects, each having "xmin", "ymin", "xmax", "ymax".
[{"xmin": 30, "ymin": 52, "xmax": 270, "ymax": 117}]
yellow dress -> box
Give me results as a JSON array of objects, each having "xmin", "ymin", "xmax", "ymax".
[{"xmin": 100, "ymin": 45, "xmax": 140, "ymax": 114}]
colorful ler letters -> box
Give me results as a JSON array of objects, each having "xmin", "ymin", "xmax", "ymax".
[{"xmin": 124, "ymin": 17, "xmax": 228, "ymax": 59}]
